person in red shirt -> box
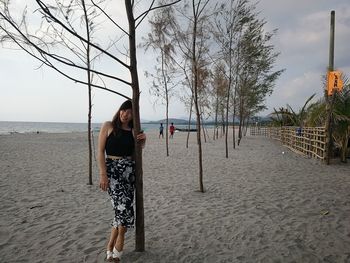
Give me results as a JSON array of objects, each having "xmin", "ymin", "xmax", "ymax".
[{"xmin": 169, "ymin": 122, "xmax": 175, "ymax": 139}]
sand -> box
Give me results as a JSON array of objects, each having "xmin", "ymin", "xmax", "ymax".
[{"xmin": 0, "ymin": 130, "xmax": 350, "ymax": 263}]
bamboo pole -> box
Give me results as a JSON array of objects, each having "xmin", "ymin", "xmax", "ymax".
[{"xmin": 324, "ymin": 10, "xmax": 335, "ymax": 165}]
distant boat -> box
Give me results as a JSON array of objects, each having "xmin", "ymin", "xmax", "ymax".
[{"xmin": 175, "ymin": 128, "xmax": 197, "ymax": 132}]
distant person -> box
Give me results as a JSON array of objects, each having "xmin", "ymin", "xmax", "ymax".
[
  {"xmin": 159, "ymin": 123, "xmax": 164, "ymax": 139},
  {"xmin": 98, "ymin": 100, "xmax": 146, "ymax": 262},
  {"xmin": 169, "ymin": 122, "xmax": 175, "ymax": 139}
]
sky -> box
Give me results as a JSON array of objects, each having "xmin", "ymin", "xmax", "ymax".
[{"xmin": 0, "ymin": 0, "xmax": 349, "ymax": 123}]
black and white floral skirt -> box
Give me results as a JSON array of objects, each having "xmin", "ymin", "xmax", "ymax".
[{"xmin": 106, "ymin": 158, "xmax": 135, "ymax": 229}]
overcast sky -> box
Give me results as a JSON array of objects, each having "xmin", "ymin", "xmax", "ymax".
[{"xmin": 0, "ymin": 0, "xmax": 349, "ymax": 123}]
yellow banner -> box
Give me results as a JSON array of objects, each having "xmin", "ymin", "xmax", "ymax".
[{"xmin": 327, "ymin": 71, "xmax": 343, "ymax": 95}]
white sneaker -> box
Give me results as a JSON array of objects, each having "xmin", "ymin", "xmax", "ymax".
[
  {"xmin": 106, "ymin": 250, "xmax": 113, "ymax": 261},
  {"xmin": 113, "ymin": 247, "xmax": 123, "ymax": 261}
]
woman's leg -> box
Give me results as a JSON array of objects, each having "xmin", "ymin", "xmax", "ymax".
[
  {"xmin": 115, "ymin": 226, "xmax": 127, "ymax": 252},
  {"xmin": 107, "ymin": 227, "xmax": 118, "ymax": 251}
]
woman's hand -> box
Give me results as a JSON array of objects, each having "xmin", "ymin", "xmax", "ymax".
[
  {"xmin": 137, "ymin": 131, "xmax": 146, "ymax": 147},
  {"xmin": 99, "ymin": 174, "xmax": 109, "ymax": 191}
]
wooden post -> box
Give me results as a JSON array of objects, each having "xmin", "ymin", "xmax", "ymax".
[{"xmin": 324, "ymin": 10, "xmax": 335, "ymax": 165}]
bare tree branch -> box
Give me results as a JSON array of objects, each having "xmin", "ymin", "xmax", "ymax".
[
  {"xmin": 0, "ymin": 14, "xmax": 132, "ymax": 87},
  {"xmin": 91, "ymin": 0, "xmax": 129, "ymax": 36},
  {"xmin": 35, "ymin": 0, "xmax": 130, "ymax": 69},
  {"xmin": 135, "ymin": 0, "xmax": 182, "ymax": 29}
]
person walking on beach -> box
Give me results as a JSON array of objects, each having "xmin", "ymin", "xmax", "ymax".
[
  {"xmin": 98, "ymin": 100, "xmax": 146, "ymax": 262},
  {"xmin": 159, "ymin": 123, "xmax": 164, "ymax": 139},
  {"xmin": 169, "ymin": 122, "xmax": 175, "ymax": 139}
]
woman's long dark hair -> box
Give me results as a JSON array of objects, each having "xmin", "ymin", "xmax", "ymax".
[{"xmin": 111, "ymin": 100, "xmax": 133, "ymax": 135}]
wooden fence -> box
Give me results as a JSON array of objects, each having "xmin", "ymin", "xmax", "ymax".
[{"xmin": 250, "ymin": 126, "xmax": 326, "ymax": 160}]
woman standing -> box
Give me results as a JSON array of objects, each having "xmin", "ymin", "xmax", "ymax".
[{"xmin": 98, "ymin": 100, "xmax": 146, "ymax": 261}]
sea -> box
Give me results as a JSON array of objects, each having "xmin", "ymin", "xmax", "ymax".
[{"xmin": 0, "ymin": 121, "xmax": 161, "ymax": 135}]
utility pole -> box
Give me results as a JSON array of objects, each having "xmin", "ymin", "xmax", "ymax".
[{"xmin": 324, "ymin": 10, "xmax": 335, "ymax": 165}]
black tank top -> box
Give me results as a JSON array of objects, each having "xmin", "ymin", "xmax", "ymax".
[{"xmin": 105, "ymin": 129, "xmax": 135, "ymax": 156}]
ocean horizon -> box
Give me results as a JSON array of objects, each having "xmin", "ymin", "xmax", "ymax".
[{"xmin": 0, "ymin": 121, "xmax": 175, "ymax": 134}]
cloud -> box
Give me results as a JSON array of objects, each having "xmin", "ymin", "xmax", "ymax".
[
  {"xmin": 281, "ymin": 72, "xmax": 323, "ymax": 99},
  {"xmin": 265, "ymin": 71, "xmax": 322, "ymax": 111},
  {"xmin": 2, "ymin": 0, "xmax": 350, "ymax": 122},
  {"xmin": 264, "ymin": 64, "xmax": 350, "ymax": 116},
  {"xmin": 259, "ymin": 1, "xmax": 350, "ymax": 116}
]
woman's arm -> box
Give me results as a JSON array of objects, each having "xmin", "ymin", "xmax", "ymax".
[{"xmin": 98, "ymin": 122, "xmax": 110, "ymax": 191}]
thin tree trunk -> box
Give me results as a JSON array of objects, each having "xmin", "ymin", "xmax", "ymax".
[
  {"xmin": 216, "ymin": 122, "xmax": 219, "ymax": 139},
  {"xmin": 202, "ymin": 116, "xmax": 210, "ymax": 142},
  {"xmin": 199, "ymin": 108, "xmax": 207, "ymax": 143},
  {"xmin": 204, "ymin": 124, "xmax": 210, "ymax": 142},
  {"xmin": 232, "ymin": 66, "xmax": 238, "ymax": 149},
  {"xmin": 224, "ymin": 94, "xmax": 230, "ymax": 157},
  {"xmin": 232, "ymin": 113, "xmax": 235, "ymax": 148},
  {"xmin": 233, "ymin": 28, "xmax": 242, "ymax": 149},
  {"xmin": 125, "ymin": 0, "xmax": 144, "ymax": 252},
  {"xmin": 194, "ymin": 102, "xmax": 204, "ymax": 192},
  {"xmin": 222, "ymin": 117, "xmax": 225, "ymax": 137},
  {"xmin": 232, "ymin": 103, "xmax": 236, "ymax": 148},
  {"xmin": 201, "ymin": 118, "xmax": 207, "ymax": 143},
  {"xmin": 225, "ymin": 31, "xmax": 234, "ymax": 158},
  {"xmin": 237, "ymin": 94, "xmax": 244, "ymax": 146},
  {"xmin": 82, "ymin": 0, "xmax": 92, "ymax": 185},
  {"xmin": 166, "ymin": 113, "xmax": 169, "ymax": 155},
  {"xmin": 161, "ymin": 51, "xmax": 169, "ymax": 157},
  {"xmin": 243, "ymin": 115, "xmax": 248, "ymax": 136},
  {"xmin": 238, "ymin": 118, "xmax": 243, "ymax": 145},
  {"xmin": 213, "ymin": 94, "xmax": 218, "ymax": 140},
  {"xmin": 192, "ymin": 1, "xmax": 204, "ymax": 193},
  {"xmin": 87, "ymin": 70, "xmax": 92, "ymax": 185},
  {"xmin": 340, "ymin": 133, "xmax": 348, "ymax": 163},
  {"xmin": 186, "ymin": 95, "xmax": 193, "ymax": 149}
]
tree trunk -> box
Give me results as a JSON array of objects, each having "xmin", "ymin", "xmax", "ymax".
[
  {"xmin": 195, "ymin": 100, "xmax": 204, "ymax": 192},
  {"xmin": 87, "ymin": 88, "xmax": 92, "ymax": 185},
  {"xmin": 213, "ymin": 94, "xmax": 218, "ymax": 140},
  {"xmin": 232, "ymin": 113, "xmax": 235, "ymax": 148},
  {"xmin": 232, "ymin": 68, "xmax": 238, "ymax": 149},
  {"xmin": 238, "ymin": 118, "xmax": 243, "ymax": 145},
  {"xmin": 192, "ymin": 2, "xmax": 204, "ymax": 193},
  {"xmin": 222, "ymin": 119, "xmax": 225, "ymax": 137},
  {"xmin": 186, "ymin": 96, "xmax": 193, "ymax": 149},
  {"xmin": 125, "ymin": 0, "xmax": 144, "ymax": 252},
  {"xmin": 232, "ymin": 29, "xmax": 242, "ymax": 149},
  {"xmin": 204, "ymin": 124, "xmax": 210, "ymax": 142},
  {"xmin": 200, "ymin": 112, "xmax": 207, "ymax": 143},
  {"xmin": 166, "ymin": 113, "xmax": 169, "ymax": 155},
  {"xmin": 243, "ymin": 115, "xmax": 248, "ymax": 137},
  {"xmin": 202, "ymin": 125, "xmax": 207, "ymax": 143},
  {"xmin": 237, "ymin": 86, "xmax": 244, "ymax": 146},
  {"xmin": 225, "ymin": 34, "xmax": 233, "ymax": 158},
  {"xmin": 238, "ymin": 113, "xmax": 243, "ymax": 146},
  {"xmin": 82, "ymin": 0, "xmax": 93, "ymax": 185},
  {"xmin": 340, "ymin": 133, "xmax": 348, "ymax": 163},
  {"xmin": 224, "ymin": 96, "xmax": 230, "ymax": 158},
  {"xmin": 161, "ymin": 51, "xmax": 169, "ymax": 157}
]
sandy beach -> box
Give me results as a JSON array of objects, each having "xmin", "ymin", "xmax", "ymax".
[{"xmin": 0, "ymin": 130, "xmax": 350, "ymax": 263}]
